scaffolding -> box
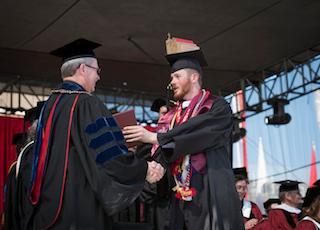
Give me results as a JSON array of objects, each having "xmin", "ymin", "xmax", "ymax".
[
  {"xmin": 226, "ymin": 55, "xmax": 320, "ymax": 119},
  {"xmin": 1, "ymin": 55, "xmax": 320, "ymax": 121},
  {"xmin": 0, "ymin": 78, "xmax": 161, "ymax": 121}
]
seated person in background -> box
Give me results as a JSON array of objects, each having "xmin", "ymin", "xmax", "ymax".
[
  {"xmin": 268, "ymin": 180, "xmax": 303, "ymax": 230},
  {"xmin": 233, "ymin": 167, "xmax": 263, "ymax": 229},
  {"xmin": 295, "ymin": 184, "xmax": 320, "ymax": 229}
]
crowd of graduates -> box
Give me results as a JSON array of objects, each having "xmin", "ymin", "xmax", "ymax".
[
  {"xmin": 111, "ymin": 162, "xmax": 320, "ymax": 229},
  {"xmin": 233, "ymin": 167, "xmax": 320, "ymax": 229}
]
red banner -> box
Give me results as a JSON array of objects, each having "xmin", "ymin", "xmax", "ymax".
[{"xmin": 0, "ymin": 115, "xmax": 24, "ymax": 218}]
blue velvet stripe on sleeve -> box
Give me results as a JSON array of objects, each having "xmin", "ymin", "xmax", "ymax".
[
  {"xmin": 85, "ymin": 116, "xmax": 128, "ymax": 164},
  {"xmin": 95, "ymin": 145, "xmax": 126, "ymax": 164},
  {"xmin": 106, "ymin": 117, "xmax": 118, "ymax": 127},
  {"xmin": 89, "ymin": 131, "xmax": 114, "ymax": 149},
  {"xmin": 119, "ymin": 144, "xmax": 128, "ymax": 152},
  {"xmin": 85, "ymin": 117, "xmax": 107, "ymax": 134},
  {"xmin": 113, "ymin": 131, "xmax": 125, "ymax": 141}
]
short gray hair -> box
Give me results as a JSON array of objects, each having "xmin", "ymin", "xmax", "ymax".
[
  {"xmin": 279, "ymin": 190, "xmax": 297, "ymax": 202},
  {"xmin": 60, "ymin": 57, "xmax": 96, "ymax": 78},
  {"xmin": 279, "ymin": 191, "xmax": 286, "ymax": 202}
]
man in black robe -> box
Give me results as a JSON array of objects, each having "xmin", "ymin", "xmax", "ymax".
[
  {"xmin": 123, "ymin": 37, "xmax": 244, "ymax": 230},
  {"xmin": 6, "ymin": 39, "xmax": 164, "ymax": 230},
  {"xmin": 4, "ymin": 133, "xmax": 35, "ymax": 230}
]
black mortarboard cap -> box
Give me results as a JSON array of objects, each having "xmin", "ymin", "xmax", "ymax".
[
  {"xmin": 12, "ymin": 132, "xmax": 28, "ymax": 145},
  {"xmin": 151, "ymin": 98, "xmax": 167, "ymax": 113},
  {"xmin": 50, "ymin": 38, "xmax": 101, "ymax": 63},
  {"xmin": 166, "ymin": 50, "xmax": 207, "ymax": 74},
  {"xmin": 166, "ymin": 50, "xmax": 207, "ymax": 67},
  {"xmin": 302, "ymin": 186, "xmax": 320, "ymax": 208},
  {"xmin": 263, "ymin": 198, "xmax": 280, "ymax": 210},
  {"xmin": 233, "ymin": 167, "xmax": 248, "ymax": 181},
  {"xmin": 275, "ymin": 180, "xmax": 302, "ymax": 192},
  {"xmin": 25, "ymin": 101, "xmax": 45, "ymax": 123}
]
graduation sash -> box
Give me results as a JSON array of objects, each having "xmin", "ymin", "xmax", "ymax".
[{"xmin": 152, "ymin": 89, "xmax": 214, "ymax": 201}]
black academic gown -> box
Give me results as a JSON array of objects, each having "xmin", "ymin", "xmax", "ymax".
[
  {"xmin": 4, "ymin": 162, "xmax": 18, "ymax": 230},
  {"xmin": 157, "ymin": 97, "xmax": 244, "ymax": 230},
  {"xmin": 135, "ymin": 143, "xmax": 171, "ymax": 230},
  {"xmin": 23, "ymin": 82, "xmax": 147, "ymax": 230},
  {"xmin": 4, "ymin": 140, "xmax": 35, "ymax": 230}
]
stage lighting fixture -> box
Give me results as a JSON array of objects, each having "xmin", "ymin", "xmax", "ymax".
[
  {"xmin": 264, "ymin": 98, "xmax": 291, "ymax": 125},
  {"xmin": 232, "ymin": 116, "xmax": 246, "ymax": 143}
]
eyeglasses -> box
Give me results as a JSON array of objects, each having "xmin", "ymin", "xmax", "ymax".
[{"xmin": 85, "ymin": 64, "xmax": 101, "ymax": 75}]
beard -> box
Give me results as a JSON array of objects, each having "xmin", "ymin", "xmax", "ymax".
[
  {"xmin": 172, "ymin": 79, "xmax": 192, "ymax": 101},
  {"xmin": 173, "ymin": 88, "xmax": 186, "ymax": 100}
]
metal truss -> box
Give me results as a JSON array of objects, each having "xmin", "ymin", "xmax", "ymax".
[
  {"xmin": 0, "ymin": 77, "xmax": 161, "ymax": 121},
  {"xmin": 225, "ymin": 55, "xmax": 320, "ymax": 119},
  {"xmin": 2, "ymin": 54, "xmax": 320, "ymax": 121}
]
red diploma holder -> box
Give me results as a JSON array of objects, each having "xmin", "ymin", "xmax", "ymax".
[{"xmin": 113, "ymin": 109, "xmax": 139, "ymax": 148}]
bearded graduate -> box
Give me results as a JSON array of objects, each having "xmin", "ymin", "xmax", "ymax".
[{"xmin": 123, "ymin": 35, "xmax": 244, "ymax": 230}]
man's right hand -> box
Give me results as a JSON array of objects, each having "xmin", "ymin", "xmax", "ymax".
[
  {"xmin": 123, "ymin": 125, "xmax": 158, "ymax": 145},
  {"xmin": 146, "ymin": 161, "xmax": 165, "ymax": 183}
]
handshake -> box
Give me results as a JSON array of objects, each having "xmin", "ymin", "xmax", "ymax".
[{"xmin": 146, "ymin": 161, "xmax": 165, "ymax": 184}]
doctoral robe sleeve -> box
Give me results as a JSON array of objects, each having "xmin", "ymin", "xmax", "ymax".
[
  {"xmin": 157, "ymin": 98, "xmax": 233, "ymax": 162},
  {"xmin": 72, "ymin": 96, "xmax": 147, "ymax": 215}
]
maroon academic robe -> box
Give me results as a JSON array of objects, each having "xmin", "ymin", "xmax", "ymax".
[
  {"xmin": 295, "ymin": 218, "xmax": 319, "ymax": 230},
  {"xmin": 268, "ymin": 208, "xmax": 299, "ymax": 230},
  {"xmin": 242, "ymin": 201, "xmax": 263, "ymax": 224}
]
